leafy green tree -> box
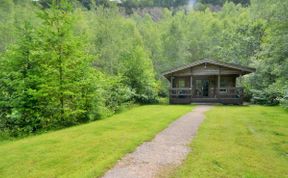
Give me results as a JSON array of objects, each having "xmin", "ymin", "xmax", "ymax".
[
  {"xmin": 82, "ymin": 6, "xmax": 159, "ymax": 103},
  {"xmin": 120, "ymin": 46, "xmax": 158, "ymax": 103},
  {"xmin": 0, "ymin": 0, "xmax": 39, "ymax": 53},
  {"xmin": 0, "ymin": 0, "xmax": 104, "ymax": 135},
  {"xmin": 0, "ymin": 23, "xmax": 38, "ymax": 135},
  {"xmin": 0, "ymin": 0, "xmax": 15, "ymax": 52},
  {"xmin": 248, "ymin": 1, "xmax": 287, "ymax": 89}
]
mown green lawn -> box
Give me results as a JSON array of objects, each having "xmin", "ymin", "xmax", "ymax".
[
  {"xmin": 172, "ymin": 106, "xmax": 288, "ymax": 178},
  {"xmin": 0, "ymin": 105, "xmax": 193, "ymax": 178}
]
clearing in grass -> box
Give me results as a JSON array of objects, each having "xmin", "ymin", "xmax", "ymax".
[
  {"xmin": 0, "ymin": 105, "xmax": 193, "ymax": 178},
  {"xmin": 171, "ymin": 106, "xmax": 288, "ymax": 178}
]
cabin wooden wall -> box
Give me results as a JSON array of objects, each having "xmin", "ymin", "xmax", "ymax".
[
  {"xmin": 220, "ymin": 76, "xmax": 236, "ymax": 87},
  {"xmin": 172, "ymin": 77, "xmax": 190, "ymax": 88},
  {"xmin": 171, "ymin": 75, "xmax": 237, "ymax": 89},
  {"xmin": 170, "ymin": 63, "xmax": 242, "ymax": 76}
]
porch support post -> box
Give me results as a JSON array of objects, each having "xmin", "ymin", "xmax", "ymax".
[
  {"xmin": 190, "ymin": 75, "xmax": 193, "ymax": 99},
  {"xmin": 239, "ymin": 71, "xmax": 242, "ymax": 85},
  {"xmin": 190, "ymin": 67, "xmax": 193, "ymax": 90},
  {"xmin": 190, "ymin": 76, "xmax": 193, "ymax": 89},
  {"xmin": 170, "ymin": 76, "xmax": 174, "ymax": 89},
  {"xmin": 169, "ymin": 76, "xmax": 174, "ymax": 104},
  {"xmin": 239, "ymin": 72, "xmax": 243, "ymax": 104},
  {"xmin": 217, "ymin": 67, "xmax": 221, "ymax": 97},
  {"xmin": 190, "ymin": 67, "xmax": 193, "ymax": 101}
]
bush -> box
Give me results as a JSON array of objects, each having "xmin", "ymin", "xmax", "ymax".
[
  {"xmin": 243, "ymin": 87, "xmax": 253, "ymax": 102},
  {"xmin": 280, "ymin": 90, "xmax": 288, "ymax": 109},
  {"xmin": 103, "ymin": 76, "xmax": 133, "ymax": 114},
  {"xmin": 251, "ymin": 89, "xmax": 282, "ymax": 105},
  {"xmin": 158, "ymin": 97, "xmax": 169, "ymax": 104},
  {"xmin": 120, "ymin": 46, "xmax": 159, "ymax": 104}
]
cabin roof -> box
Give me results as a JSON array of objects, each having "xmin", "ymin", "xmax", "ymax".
[{"xmin": 162, "ymin": 59, "xmax": 256, "ymax": 77}]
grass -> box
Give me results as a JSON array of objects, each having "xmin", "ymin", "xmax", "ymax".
[
  {"xmin": 0, "ymin": 104, "xmax": 193, "ymax": 178},
  {"xmin": 171, "ymin": 106, "xmax": 288, "ymax": 178}
]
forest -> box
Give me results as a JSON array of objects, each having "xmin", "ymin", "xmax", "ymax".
[{"xmin": 0, "ymin": 0, "xmax": 287, "ymax": 136}]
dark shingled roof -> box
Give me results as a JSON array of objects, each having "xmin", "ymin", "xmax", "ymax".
[{"xmin": 162, "ymin": 59, "xmax": 256, "ymax": 77}]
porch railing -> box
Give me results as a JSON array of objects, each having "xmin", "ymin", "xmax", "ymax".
[
  {"xmin": 169, "ymin": 88, "xmax": 192, "ymax": 97},
  {"xmin": 217, "ymin": 87, "xmax": 243, "ymax": 97},
  {"xmin": 169, "ymin": 87, "xmax": 243, "ymax": 98}
]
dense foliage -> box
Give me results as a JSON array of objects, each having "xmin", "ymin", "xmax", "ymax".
[{"xmin": 0, "ymin": 0, "xmax": 287, "ymax": 136}]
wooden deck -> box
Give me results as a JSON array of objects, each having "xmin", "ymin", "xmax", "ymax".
[{"xmin": 169, "ymin": 87, "xmax": 243, "ymax": 105}]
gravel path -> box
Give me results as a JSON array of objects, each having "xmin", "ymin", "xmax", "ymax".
[{"xmin": 102, "ymin": 105, "xmax": 212, "ymax": 178}]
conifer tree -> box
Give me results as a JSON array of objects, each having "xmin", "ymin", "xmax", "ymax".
[{"xmin": 0, "ymin": 0, "xmax": 102, "ymax": 135}]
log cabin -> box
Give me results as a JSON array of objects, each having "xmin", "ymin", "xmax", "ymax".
[{"xmin": 162, "ymin": 59, "xmax": 256, "ymax": 105}]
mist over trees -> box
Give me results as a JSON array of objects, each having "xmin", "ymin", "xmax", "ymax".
[{"xmin": 0, "ymin": 0, "xmax": 287, "ymax": 136}]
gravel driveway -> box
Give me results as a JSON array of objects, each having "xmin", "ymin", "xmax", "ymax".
[{"xmin": 102, "ymin": 105, "xmax": 212, "ymax": 178}]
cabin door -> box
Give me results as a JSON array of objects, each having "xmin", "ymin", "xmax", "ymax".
[
  {"xmin": 202, "ymin": 80, "xmax": 209, "ymax": 97},
  {"xmin": 195, "ymin": 79, "xmax": 209, "ymax": 97}
]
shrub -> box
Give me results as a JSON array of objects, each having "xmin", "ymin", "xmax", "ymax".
[
  {"xmin": 243, "ymin": 87, "xmax": 253, "ymax": 102},
  {"xmin": 103, "ymin": 76, "xmax": 133, "ymax": 114},
  {"xmin": 280, "ymin": 90, "xmax": 288, "ymax": 109},
  {"xmin": 120, "ymin": 46, "xmax": 159, "ymax": 104},
  {"xmin": 251, "ymin": 89, "xmax": 282, "ymax": 105}
]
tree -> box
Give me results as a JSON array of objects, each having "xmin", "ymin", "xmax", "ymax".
[
  {"xmin": 120, "ymin": 46, "xmax": 158, "ymax": 103},
  {"xmin": 249, "ymin": 0, "xmax": 288, "ymax": 92},
  {"xmin": 0, "ymin": 0, "xmax": 104, "ymax": 135}
]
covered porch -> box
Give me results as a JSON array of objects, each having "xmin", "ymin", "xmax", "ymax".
[
  {"xmin": 169, "ymin": 75, "xmax": 243, "ymax": 104},
  {"xmin": 163, "ymin": 60, "xmax": 255, "ymax": 105}
]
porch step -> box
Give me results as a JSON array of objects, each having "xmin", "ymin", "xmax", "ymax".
[
  {"xmin": 191, "ymin": 102, "xmax": 221, "ymax": 105},
  {"xmin": 170, "ymin": 98, "xmax": 243, "ymax": 105}
]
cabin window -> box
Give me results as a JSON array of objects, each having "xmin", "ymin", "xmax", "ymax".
[
  {"xmin": 220, "ymin": 78, "xmax": 228, "ymax": 93},
  {"xmin": 220, "ymin": 78, "xmax": 228, "ymax": 88},
  {"xmin": 219, "ymin": 88, "xmax": 227, "ymax": 93},
  {"xmin": 178, "ymin": 79, "xmax": 185, "ymax": 88},
  {"xmin": 195, "ymin": 80, "xmax": 202, "ymax": 90}
]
